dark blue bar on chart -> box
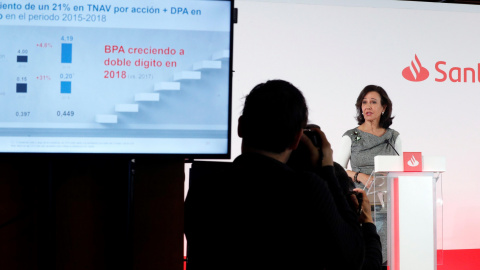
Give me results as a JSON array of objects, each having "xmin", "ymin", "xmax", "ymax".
[
  {"xmin": 61, "ymin": 43, "xmax": 72, "ymax": 63},
  {"xmin": 61, "ymin": 81, "xmax": 71, "ymax": 94},
  {"xmin": 17, "ymin": 55, "xmax": 28, "ymax": 63},
  {"xmin": 16, "ymin": 83, "xmax": 27, "ymax": 93}
]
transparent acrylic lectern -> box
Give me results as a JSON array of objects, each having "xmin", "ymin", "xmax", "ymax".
[{"xmin": 367, "ymin": 155, "xmax": 446, "ymax": 270}]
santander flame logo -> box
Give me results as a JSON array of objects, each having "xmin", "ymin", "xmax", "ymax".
[
  {"xmin": 407, "ymin": 155, "xmax": 420, "ymax": 167},
  {"xmin": 402, "ymin": 54, "xmax": 429, "ymax": 82}
]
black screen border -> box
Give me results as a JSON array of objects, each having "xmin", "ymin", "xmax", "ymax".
[{"xmin": 0, "ymin": 0, "xmax": 234, "ymax": 159}]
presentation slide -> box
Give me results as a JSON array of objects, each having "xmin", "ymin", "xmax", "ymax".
[{"xmin": 0, "ymin": 0, "xmax": 232, "ymax": 155}]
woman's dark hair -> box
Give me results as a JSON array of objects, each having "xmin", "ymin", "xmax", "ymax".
[
  {"xmin": 355, "ymin": 85, "xmax": 394, "ymax": 128},
  {"xmin": 241, "ymin": 80, "xmax": 308, "ymax": 154}
]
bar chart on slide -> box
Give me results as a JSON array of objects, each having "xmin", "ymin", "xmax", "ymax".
[
  {"xmin": 15, "ymin": 40, "xmax": 74, "ymax": 94},
  {"xmin": 5, "ymin": 35, "xmax": 77, "ymax": 121}
]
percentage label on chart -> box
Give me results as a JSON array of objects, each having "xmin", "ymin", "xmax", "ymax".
[
  {"xmin": 36, "ymin": 43, "xmax": 53, "ymax": 48},
  {"xmin": 36, "ymin": 75, "xmax": 51, "ymax": 80}
]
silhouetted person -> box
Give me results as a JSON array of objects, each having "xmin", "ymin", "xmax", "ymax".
[{"xmin": 185, "ymin": 80, "xmax": 374, "ymax": 270}]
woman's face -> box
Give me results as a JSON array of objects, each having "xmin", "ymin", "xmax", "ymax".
[{"xmin": 362, "ymin": 91, "xmax": 386, "ymax": 122}]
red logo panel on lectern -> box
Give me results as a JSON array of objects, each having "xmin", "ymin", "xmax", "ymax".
[{"xmin": 403, "ymin": 152, "xmax": 422, "ymax": 172}]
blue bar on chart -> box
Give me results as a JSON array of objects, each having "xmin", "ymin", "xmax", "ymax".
[
  {"xmin": 61, "ymin": 43, "xmax": 72, "ymax": 63},
  {"xmin": 16, "ymin": 83, "xmax": 27, "ymax": 93},
  {"xmin": 61, "ymin": 81, "xmax": 71, "ymax": 94},
  {"xmin": 17, "ymin": 55, "xmax": 28, "ymax": 63}
]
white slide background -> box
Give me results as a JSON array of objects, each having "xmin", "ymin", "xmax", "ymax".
[{"xmin": 229, "ymin": 0, "xmax": 480, "ymax": 250}]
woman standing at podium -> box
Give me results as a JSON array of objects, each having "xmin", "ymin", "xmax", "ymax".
[
  {"xmin": 336, "ymin": 85, "xmax": 402, "ymax": 188},
  {"xmin": 337, "ymin": 85, "xmax": 402, "ymax": 266}
]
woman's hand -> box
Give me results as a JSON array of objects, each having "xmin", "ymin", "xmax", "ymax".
[{"xmin": 347, "ymin": 171, "xmax": 373, "ymax": 188}]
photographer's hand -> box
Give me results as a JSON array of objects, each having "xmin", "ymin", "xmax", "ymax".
[
  {"xmin": 351, "ymin": 188, "xmax": 373, "ymax": 224},
  {"xmin": 299, "ymin": 132, "xmax": 320, "ymax": 169},
  {"xmin": 305, "ymin": 125, "xmax": 333, "ymax": 167}
]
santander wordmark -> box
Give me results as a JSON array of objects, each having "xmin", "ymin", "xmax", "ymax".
[{"xmin": 403, "ymin": 54, "xmax": 480, "ymax": 83}]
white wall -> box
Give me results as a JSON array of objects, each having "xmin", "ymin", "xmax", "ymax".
[{"xmin": 230, "ymin": 0, "xmax": 480, "ymax": 250}]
